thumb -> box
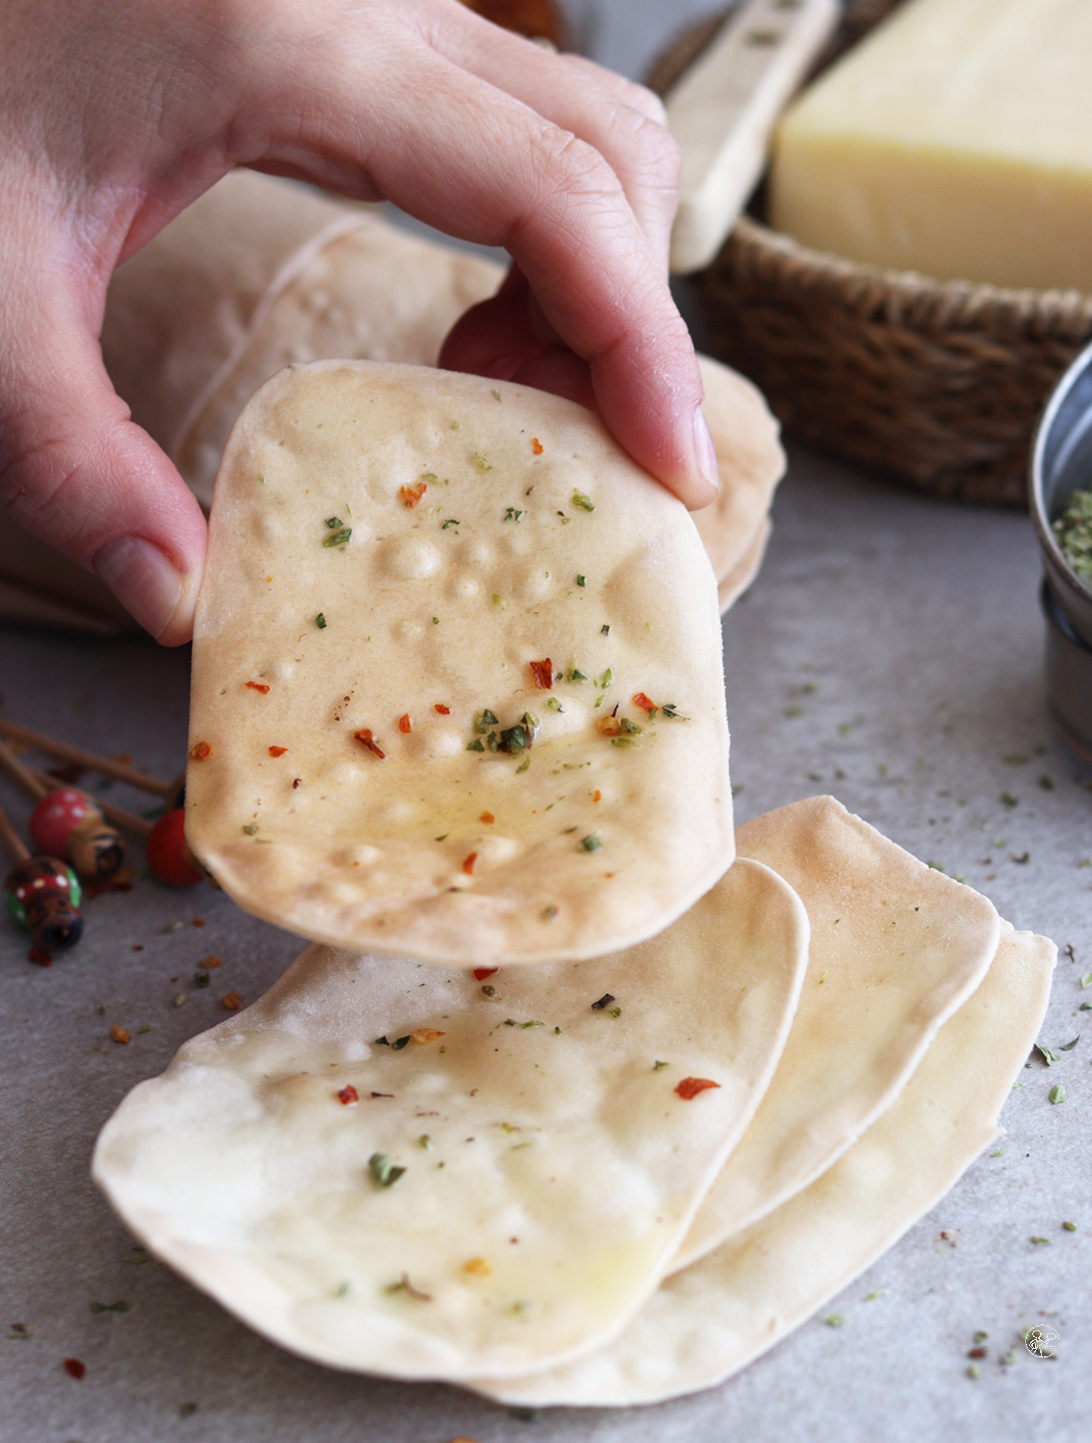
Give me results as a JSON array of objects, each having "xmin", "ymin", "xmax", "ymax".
[{"xmin": 0, "ymin": 288, "xmax": 206, "ymax": 645}]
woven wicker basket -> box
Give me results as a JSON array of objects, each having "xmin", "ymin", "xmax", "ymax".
[{"xmin": 649, "ymin": 0, "xmax": 1092, "ymax": 506}]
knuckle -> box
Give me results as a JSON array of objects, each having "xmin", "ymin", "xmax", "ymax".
[
  {"xmin": 0, "ymin": 400, "xmax": 123, "ymax": 555},
  {"xmin": 0, "ymin": 422, "xmax": 80, "ymax": 531},
  {"xmin": 619, "ymin": 79, "xmax": 670, "ymax": 132},
  {"xmin": 532, "ymin": 126, "xmax": 623, "ymax": 205},
  {"xmin": 625, "ymin": 108, "xmax": 680, "ymax": 186}
]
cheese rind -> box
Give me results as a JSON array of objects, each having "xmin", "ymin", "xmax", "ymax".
[{"xmin": 768, "ymin": 0, "xmax": 1092, "ymax": 291}]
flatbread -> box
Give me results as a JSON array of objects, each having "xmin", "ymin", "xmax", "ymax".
[
  {"xmin": 672, "ymin": 795, "xmax": 1001, "ymax": 1271},
  {"xmin": 691, "ymin": 356, "xmax": 784, "ymax": 588},
  {"xmin": 102, "ymin": 170, "xmax": 367, "ymax": 460},
  {"xmin": 92, "ymin": 857, "xmax": 809, "ymax": 1381},
  {"xmin": 186, "ymin": 359, "xmax": 733, "ymax": 964},
  {"xmin": 718, "ymin": 517, "xmax": 771, "ymax": 615},
  {"xmin": 177, "ymin": 223, "xmax": 504, "ymax": 506},
  {"xmin": 468, "ymin": 921, "xmax": 1055, "ymax": 1405}
]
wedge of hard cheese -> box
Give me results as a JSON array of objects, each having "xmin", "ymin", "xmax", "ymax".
[{"xmin": 769, "ymin": 0, "xmax": 1092, "ymax": 291}]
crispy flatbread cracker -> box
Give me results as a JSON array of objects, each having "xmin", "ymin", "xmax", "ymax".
[
  {"xmin": 468, "ymin": 921, "xmax": 1055, "ymax": 1405},
  {"xmin": 672, "ymin": 795, "xmax": 1001, "ymax": 1270},
  {"xmin": 92, "ymin": 858, "xmax": 808, "ymax": 1380},
  {"xmin": 186, "ymin": 360, "xmax": 733, "ymax": 963},
  {"xmin": 102, "ymin": 171, "xmax": 366, "ymax": 460},
  {"xmin": 177, "ymin": 223, "xmax": 504, "ymax": 506},
  {"xmin": 718, "ymin": 517, "xmax": 771, "ymax": 615},
  {"xmin": 691, "ymin": 356, "xmax": 784, "ymax": 588}
]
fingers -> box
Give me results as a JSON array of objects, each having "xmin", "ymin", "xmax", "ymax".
[
  {"xmin": 253, "ymin": 28, "xmax": 717, "ymax": 507},
  {"xmin": 0, "ymin": 282, "xmax": 206, "ymax": 645},
  {"xmin": 422, "ymin": 11, "xmax": 679, "ymax": 271},
  {"xmin": 440, "ymin": 277, "xmax": 597, "ymax": 410}
]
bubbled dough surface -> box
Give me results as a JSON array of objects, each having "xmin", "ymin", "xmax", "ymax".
[
  {"xmin": 102, "ymin": 170, "xmax": 362, "ymax": 458},
  {"xmin": 176, "ymin": 225, "xmax": 785, "ymax": 610},
  {"xmin": 468, "ymin": 919, "xmax": 1055, "ymax": 1405},
  {"xmin": 92, "ymin": 858, "xmax": 808, "ymax": 1381},
  {"xmin": 186, "ymin": 361, "xmax": 733, "ymax": 965},
  {"xmin": 177, "ymin": 226, "xmax": 506, "ymax": 507}
]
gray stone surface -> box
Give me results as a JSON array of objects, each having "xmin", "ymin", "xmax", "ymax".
[{"xmin": 3, "ymin": 3, "xmax": 1091, "ymax": 1439}]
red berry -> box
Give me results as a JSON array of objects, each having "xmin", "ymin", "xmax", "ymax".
[
  {"xmin": 146, "ymin": 809, "xmax": 202, "ymax": 887},
  {"xmin": 29, "ymin": 789, "xmax": 94, "ymax": 856}
]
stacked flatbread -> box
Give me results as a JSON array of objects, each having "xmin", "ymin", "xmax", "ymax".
[
  {"xmin": 79, "ymin": 174, "xmax": 1052, "ymax": 1409},
  {"xmin": 0, "ymin": 171, "xmax": 783, "ymax": 629},
  {"xmin": 95, "ymin": 796, "xmax": 1053, "ymax": 1404}
]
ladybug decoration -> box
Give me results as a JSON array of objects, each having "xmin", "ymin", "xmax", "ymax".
[
  {"xmin": 3, "ymin": 855, "xmax": 83, "ymax": 951},
  {"xmin": 29, "ymin": 788, "xmax": 125, "ymax": 881}
]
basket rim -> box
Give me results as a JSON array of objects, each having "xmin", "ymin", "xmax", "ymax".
[{"xmin": 723, "ymin": 216, "xmax": 1092, "ymax": 335}]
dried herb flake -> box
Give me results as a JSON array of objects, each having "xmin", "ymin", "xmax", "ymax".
[{"xmin": 368, "ymin": 1152, "xmax": 406, "ymax": 1188}]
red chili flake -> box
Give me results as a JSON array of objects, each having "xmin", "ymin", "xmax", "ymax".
[
  {"xmin": 27, "ymin": 946, "xmax": 53, "ymax": 967},
  {"xmin": 189, "ymin": 741, "xmax": 212, "ymax": 762},
  {"xmin": 109, "ymin": 1025, "xmax": 130, "ymax": 1045},
  {"xmin": 531, "ymin": 438, "xmax": 543, "ymax": 455},
  {"xmin": 592, "ymin": 789, "xmax": 602, "ymax": 803},
  {"xmin": 398, "ymin": 714, "xmax": 412, "ymax": 734},
  {"xmin": 63, "ymin": 1358, "xmax": 86, "ymax": 1380},
  {"xmin": 337, "ymin": 1085, "xmax": 359, "ymax": 1105},
  {"xmin": 529, "ymin": 658, "xmax": 553, "ymax": 690},
  {"xmin": 268, "ymin": 745, "xmax": 287, "ymax": 757},
  {"xmin": 245, "ymin": 681, "xmax": 270, "ymax": 694},
  {"xmin": 473, "ymin": 967, "xmax": 498, "ymax": 981},
  {"xmin": 132, "ymin": 945, "xmax": 144, "ymax": 952},
  {"xmin": 199, "ymin": 955, "xmax": 222, "ymax": 969},
  {"xmin": 292, "ymin": 778, "xmax": 301, "ymax": 789},
  {"xmin": 434, "ymin": 703, "xmax": 451, "ymax": 715},
  {"xmin": 354, "ymin": 729, "xmax": 386, "ymax": 759},
  {"xmin": 480, "ymin": 811, "xmax": 495, "ymax": 824},
  {"xmin": 221, "ymin": 991, "xmax": 243, "ymax": 1011},
  {"xmin": 191, "ymin": 918, "xmax": 205, "ymax": 927},
  {"xmin": 399, "ymin": 481, "xmax": 427, "ymax": 508},
  {"xmin": 675, "ymin": 1077, "xmax": 721, "ymax": 1100},
  {"xmin": 632, "ymin": 692, "xmax": 659, "ymax": 716},
  {"xmin": 462, "ymin": 852, "xmax": 478, "ymax": 875}
]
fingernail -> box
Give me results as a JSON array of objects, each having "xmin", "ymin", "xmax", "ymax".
[
  {"xmin": 93, "ymin": 537, "xmax": 184, "ymax": 640},
  {"xmin": 693, "ymin": 409, "xmax": 721, "ymax": 495}
]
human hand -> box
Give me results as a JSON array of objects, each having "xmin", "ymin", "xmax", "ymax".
[{"xmin": 0, "ymin": 0, "xmax": 716, "ymax": 645}]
